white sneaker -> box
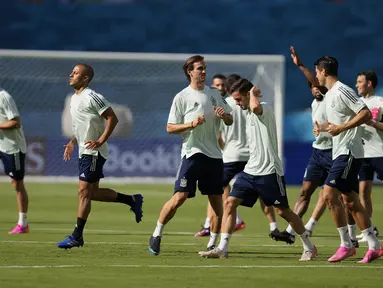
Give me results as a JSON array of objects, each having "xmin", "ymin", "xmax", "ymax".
[
  {"xmin": 299, "ymin": 246, "xmax": 318, "ymax": 261},
  {"xmin": 198, "ymin": 248, "xmax": 228, "ymax": 259}
]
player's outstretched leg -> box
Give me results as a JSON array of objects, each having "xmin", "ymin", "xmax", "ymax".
[
  {"xmin": 149, "ymin": 192, "xmax": 188, "ymax": 255},
  {"xmin": 93, "ymin": 187, "xmax": 143, "ymax": 223},
  {"xmin": 8, "ymin": 179, "xmax": 29, "ymax": 234},
  {"xmin": 276, "ymin": 207, "xmax": 317, "ymax": 261},
  {"xmin": 275, "ymin": 181, "xmax": 319, "ymax": 244},
  {"xmin": 304, "ymin": 188, "xmax": 326, "ymax": 235},
  {"xmin": 199, "ymin": 196, "xmax": 241, "ymax": 259}
]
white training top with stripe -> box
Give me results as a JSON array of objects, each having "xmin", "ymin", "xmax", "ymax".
[
  {"xmin": 360, "ymin": 95, "xmax": 383, "ymax": 158},
  {"xmin": 311, "ymin": 98, "xmax": 332, "ymax": 150},
  {"xmin": 0, "ymin": 88, "xmax": 27, "ymax": 154},
  {"xmin": 325, "ymin": 81, "xmax": 366, "ymax": 160},
  {"xmin": 243, "ymin": 103, "xmax": 284, "ymax": 176},
  {"xmin": 167, "ymin": 85, "xmax": 232, "ymax": 159},
  {"xmin": 220, "ymin": 96, "xmax": 249, "ymax": 163},
  {"xmin": 70, "ymin": 88, "xmax": 111, "ymax": 159}
]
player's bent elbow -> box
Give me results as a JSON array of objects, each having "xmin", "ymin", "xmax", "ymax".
[{"xmin": 166, "ymin": 124, "xmax": 175, "ymax": 134}]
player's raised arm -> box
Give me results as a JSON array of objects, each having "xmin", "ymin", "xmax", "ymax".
[
  {"xmin": 249, "ymin": 87, "xmax": 263, "ymax": 115},
  {"xmin": 290, "ymin": 46, "xmax": 319, "ymax": 87}
]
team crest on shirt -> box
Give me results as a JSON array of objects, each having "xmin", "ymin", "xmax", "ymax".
[{"xmin": 180, "ymin": 177, "xmax": 187, "ymax": 187}]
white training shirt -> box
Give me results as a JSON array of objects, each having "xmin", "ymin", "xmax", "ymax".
[
  {"xmin": 244, "ymin": 103, "xmax": 284, "ymax": 176},
  {"xmin": 220, "ymin": 96, "xmax": 249, "ymax": 163},
  {"xmin": 0, "ymin": 88, "xmax": 27, "ymax": 154},
  {"xmin": 360, "ymin": 95, "xmax": 383, "ymax": 158},
  {"xmin": 70, "ymin": 88, "xmax": 110, "ymax": 159},
  {"xmin": 311, "ymin": 98, "xmax": 332, "ymax": 150},
  {"xmin": 325, "ymin": 81, "xmax": 366, "ymax": 160},
  {"xmin": 167, "ymin": 85, "xmax": 232, "ymax": 159}
]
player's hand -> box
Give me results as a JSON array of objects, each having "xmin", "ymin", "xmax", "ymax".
[
  {"xmin": 63, "ymin": 141, "xmax": 74, "ymax": 161},
  {"xmin": 366, "ymin": 120, "xmax": 376, "ymax": 127},
  {"xmin": 85, "ymin": 140, "xmax": 103, "ymax": 150},
  {"xmin": 192, "ymin": 115, "xmax": 205, "ymax": 128},
  {"xmin": 325, "ymin": 122, "xmax": 343, "ymax": 136},
  {"xmin": 290, "ymin": 46, "xmax": 303, "ymax": 67},
  {"xmin": 213, "ymin": 106, "xmax": 226, "ymax": 119},
  {"xmin": 313, "ymin": 120, "xmax": 320, "ymax": 137},
  {"xmin": 250, "ymin": 86, "xmax": 262, "ymax": 98}
]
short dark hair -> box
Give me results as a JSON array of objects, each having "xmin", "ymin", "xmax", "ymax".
[
  {"xmin": 357, "ymin": 71, "xmax": 378, "ymax": 89},
  {"xmin": 225, "ymin": 74, "xmax": 241, "ymax": 92},
  {"xmin": 229, "ymin": 78, "xmax": 253, "ymax": 95},
  {"xmin": 78, "ymin": 63, "xmax": 94, "ymax": 83},
  {"xmin": 183, "ymin": 55, "xmax": 204, "ymax": 82},
  {"xmin": 314, "ymin": 56, "xmax": 338, "ymax": 77},
  {"xmin": 212, "ymin": 74, "xmax": 226, "ymax": 81}
]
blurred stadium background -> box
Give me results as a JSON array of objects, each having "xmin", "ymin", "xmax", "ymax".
[{"xmin": 0, "ymin": 0, "xmax": 382, "ymax": 184}]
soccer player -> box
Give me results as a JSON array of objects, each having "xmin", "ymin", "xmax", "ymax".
[
  {"xmin": 57, "ymin": 64, "xmax": 143, "ymax": 249},
  {"xmin": 276, "ymin": 48, "xmax": 359, "ymax": 249},
  {"xmin": 0, "ymin": 88, "xmax": 29, "ymax": 234},
  {"xmin": 196, "ymin": 74, "xmax": 279, "ymax": 240},
  {"xmin": 274, "ymin": 47, "xmax": 332, "ymax": 244},
  {"xmin": 199, "ymin": 79, "xmax": 317, "ymax": 261},
  {"xmin": 148, "ymin": 55, "xmax": 233, "ymax": 255},
  {"xmin": 314, "ymin": 57, "xmax": 382, "ymax": 263},
  {"xmin": 355, "ymin": 71, "xmax": 382, "ymax": 242},
  {"xmin": 211, "ymin": 74, "xmax": 227, "ymax": 97}
]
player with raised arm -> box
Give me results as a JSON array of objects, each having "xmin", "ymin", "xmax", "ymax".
[
  {"xmin": 0, "ymin": 88, "xmax": 30, "ymax": 234},
  {"xmin": 314, "ymin": 57, "xmax": 382, "ymax": 263},
  {"xmin": 149, "ymin": 55, "xmax": 233, "ymax": 255},
  {"xmin": 274, "ymin": 47, "xmax": 332, "ymax": 244},
  {"xmin": 57, "ymin": 64, "xmax": 143, "ymax": 249},
  {"xmin": 355, "ymin": 71, "xmax": 382, "ymax": 242},
  {"xmin": 199, "ymin": 79, "xmax": 317, "ymax": 261},
  {"xmin": 196, "ymin": 74, "xmax": 280, "ymax": 241}
]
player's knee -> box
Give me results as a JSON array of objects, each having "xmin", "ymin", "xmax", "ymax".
[
  {"xmin": 224, "ymin": 198, "xmax": 236, "ymax": 213},
  {"xmin": 173, "ymin": 192, "xmax": 188, "ymax": 207},
  {"xmin": 78, "ymin": 186, "xmax": 91, "ymax": 199},
  {"xmin": 11, "ymin": 178, "xmax": 24, "ymax": 192}
]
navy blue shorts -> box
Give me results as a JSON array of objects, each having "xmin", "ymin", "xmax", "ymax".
[
  {"xmin": 303, "ymin": 148, "xmax": 332, "ymax": 185},
  {"xmin": 325, "ymin": 154, "xmax": 361, "ymax": 194},
  {"xmin": 78, "ymin": 154, "xmax": 106, "ymax": 183},
  {"xmin": 359, "ymin": 157, "xmax": 383, "ymax": 182},
  {"xmin": 174, "ymin": 153, "xmax": 224, "ymax": 198},
  {"xmin": 0, "ymin": 151, "xmax": 25, "ymax": 180},
  {"xmin": 223, "ymin": 161, "xmax": 247, "ymax": 187},
  {"xmin": 230, "ymin": 172, "xmax": 289, "ymax": 208}
]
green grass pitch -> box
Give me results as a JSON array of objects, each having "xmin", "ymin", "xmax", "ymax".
[{"xmin": 0, "ymin": 183, "xmax": 383, "ymax": 288}]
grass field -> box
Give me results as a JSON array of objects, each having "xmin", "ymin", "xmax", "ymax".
[{"xmin": 1, "ymin": 183, "xmax": 383, "ymax": 288}]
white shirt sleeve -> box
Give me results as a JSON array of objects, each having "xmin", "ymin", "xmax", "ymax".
[
  {"xmin": 0, "ymin": 91, "xmax": 20, "ymax": 120},
  {"xmin": 339, "ymin": 87, "xmax": 366, "ymax": 114},
  {"xmin": 89, "ymin": 92, "xmax": 111, "ymax": 116},
  {"xmin": 167, "ymin": 94, "xmax": 183, "ymax": 124}
]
